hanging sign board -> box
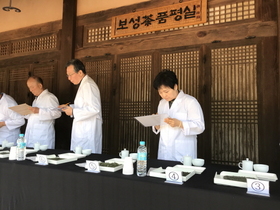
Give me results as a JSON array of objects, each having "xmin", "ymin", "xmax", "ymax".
[{"xmin": 111, "ymin": 0, "xmax": 207, "ymax": 38}]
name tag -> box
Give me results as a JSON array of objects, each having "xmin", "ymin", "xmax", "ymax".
[
  {"xmin": 247, "ymin": 178, "xmax": 270, "ymax": 197},
  {"xmin": 36, "ymin": 154, "xmax": 48, "ymax": 166},
  {"xmin": 165, "ymin": 167, "xmax": 183, "ymax": 185},
  {"xmin": 86, "ymin": 160, "xmax": 100, "ymax": 173}
]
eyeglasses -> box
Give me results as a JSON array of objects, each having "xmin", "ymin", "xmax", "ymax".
[{"xmin": 66, "ymin": 72, "xmax": 76, "ymax": 78}]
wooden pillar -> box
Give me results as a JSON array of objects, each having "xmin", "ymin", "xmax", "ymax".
[
  {"xmin": 55, "ymin": 0, "xmax": 77, "ymax": 149},
  {"xmin": 277, "ymin": 0, "xmax": 280, "ymax": 172}
]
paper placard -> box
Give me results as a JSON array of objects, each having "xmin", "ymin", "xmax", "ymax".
[
  {"xmin": 134, "ymin": 114, "xmax": 168, "ymax": 127},
  {"xmin": 36, "ymin": 154, "xmax": 48, "ymax": 166},
  {"xmin": 165, "ymin": 167, "xmax": 183, "ymax": 185},
  {"xmin": 9, "ymin": 103, "xmax": 33, "ymax": 116},
  {"xmin": 86, "ymin": 160, "xmax": 100, "ymax": 173},
  {"xmin": 247, "ymin": 178, "xmax": 270, "ymax": 197}
]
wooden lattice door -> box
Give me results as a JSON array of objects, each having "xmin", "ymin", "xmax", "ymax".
[
  {"xmin": 84, "ymin": 56, "xmax": 114, "ymax": 154},
  {"xmin": 8, "ymin": 66, "xmax": 30, "ymax": 104},
  {"xmin": 210, "ymin": 44, "xmax": 258, "ymax": 165},
  {"xmin": 116, "ymin": 52, "xmax": 153, "ymax": 155}
]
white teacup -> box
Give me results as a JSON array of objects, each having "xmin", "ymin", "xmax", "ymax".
[
  {"xmin": 180, "ymin": 155, "xmax": 192, "ymax": 166},
  {"xmin": 129, "ymin": 153, "xmax": 137, "ymax": 160},
  {"xmin": 2, "ymin": 140, "xmax": 8, "ymax": 148},
  {"xmin": 75, "ymin": 146, "xmax": 82, "ymax": 154},
  {"xmin": 238, "ymin": 158, "xmax": 253, "ymax": 171},
  {"xmin": 192, "ymin": 158, "xmax": 205, "ymax": 167},
  {"xmin": 34, "ymin": 142, "xmax": 40, "ymax": 151},
  {"xmin": 119, "ymin": 148, "xmax": 129, "ymax": 159},
  {"xmin": 253, "ymin": 164, "xmax": 269, "ymax": 173}
]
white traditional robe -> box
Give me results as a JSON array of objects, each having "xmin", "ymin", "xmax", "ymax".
[
  {"xmin": 70, "ymin": 75, "xmax": 102, "ymax": 153},
  {"xmin": 0, "ymin": 93, "xmax": 25, "ymax": 144},
  {"xmin": 25, "ymin": 89, "xmax": 61, "ymax": 149},
  {"xmin": 153, "ymin": 90, "xmax": 205, "ymax": 161}
]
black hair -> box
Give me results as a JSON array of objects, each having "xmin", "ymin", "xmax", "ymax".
[
  {"xmin": 28, "ymin": 76, "xmax": 44, "ymax": 86},
  {"xmin": 153, "ymin": 69, "xmax": 178, "ymax": 90},
  {"xmin": 65, "ymin": 59, "xmax": 87, "ymax": 74}
]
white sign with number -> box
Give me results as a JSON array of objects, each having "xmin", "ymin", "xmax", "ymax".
[
  {"xmin": 165, "ymin": 167, "xmax": 183, "ymax": 185},
  {"xmin": 36, "ymin": 154, "xmax": 48, "ymax": 166},
  {"xmin": 247, "ymin": 178, "xmax": 270, "ymax": 197},
  {"xmin": 86, "ymin": 160, "xmax": 100, "ymax": 173}
]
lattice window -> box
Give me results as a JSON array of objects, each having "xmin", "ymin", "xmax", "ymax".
[
  {"xmin": 161, "ymin": 51, "xmax": 200, "ymax": 98},
  {"xmin": 34, "ymin": 66, "xmax": 55, "ymax": 79},
  {"xmin": 10, "ymin": 34, "xmax": 57, "ymax": 54},
  {"xmin": 85, "ymin": 59, "xmax": 113, "ymax": 154},
  {"xmin": 88, "ymin": 27, "xmax": 112, "ymax": 43},
  {"xmin": 9, "ymin": 67, "xmax": 29, "ymax": 104},
  {"xmin": 86, "ymin": 0, "xmax": 255, "ymax": 42},
  {"xmin": 0, "ymin": 43, "xmax": 9, "ymax": 56},
  {"xmin": 119, "ymin": 55, "xmax": 152, "ymax": 153},
  {"xmin": 211, "ymin": 45, "xmax": 258, "ymax": 165}
]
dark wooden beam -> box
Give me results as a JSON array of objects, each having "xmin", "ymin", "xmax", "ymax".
[{"xmin": 56, "ymin": 0, "xmax": 77, "ymax": 150}]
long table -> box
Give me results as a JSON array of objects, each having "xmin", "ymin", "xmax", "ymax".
[{"xmin": 0, "ymin": 149, "xmax": 279, "ymax": 210}]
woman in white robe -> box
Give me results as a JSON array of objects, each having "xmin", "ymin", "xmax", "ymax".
[{"xmin": 152, "ymin": 70, "xmax": 205, "ymax": 161}]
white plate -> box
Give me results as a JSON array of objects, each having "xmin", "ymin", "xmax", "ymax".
[
  {"xmin": 174, "ymin": 165, "xmax": 206, "ymax": 174},
  {"xmin": 0, "ymin": 150, "xmax": 10, "ymax": 158},
  {"xmin": 214, "ymin": 171, "xmax": 257, "ymax": 188},
  {"xmin": 238, "ymin": 170, "xmax": 278, "ymax": 182},
  {"xmin": 105, "ymin": 158, "xmax": 136, "ymax": 164},
  {"xmin": 75, "ymin": 162, "xmax": 123, "ymax": 172},
  {"xmin": 148, "ymin": 167, "xmax": 196, "ymax": 182},
  {"xmin": 58, "ymin": 153, "xmax": 86, "ymax": 159}
]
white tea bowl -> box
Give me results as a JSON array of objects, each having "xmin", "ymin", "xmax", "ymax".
[
  {"xmin": 6, "ymin": 142, "xmax": 14, "ymax": 148},
  {"xmin": 253, "ymin": 164, "xmax": 269, "ymax": 173},
  {"xmin": 192, "ymin": 158, "xmax": 205, "ymax": 167},
  {"xmin": 129, "ymin": 153, "xmax": 137, "ymax": 160},
  {"xmin": 39, "ymin": 145, "xmax": 48, "ymax": 151},
  {"xmin": 82, "ymin": 149, "xmax": 92, "ymax": 155}
]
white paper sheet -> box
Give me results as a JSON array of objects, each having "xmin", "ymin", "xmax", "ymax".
[
  {"xmin": 134, "ymin": 114, "xmax": 168, "ymax": 127},
  {"xmin": 9, "ymin": 103, "xmax": 32, "ymax": 116}
]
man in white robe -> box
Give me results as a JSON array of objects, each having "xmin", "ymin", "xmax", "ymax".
[
  {"xmin": 25, "ymin": 76, "xmax": 61, "ymax": 149},
  {"xmin": 0, "ymin": 93, "xmax": 25, "ymax": 144},
  {"xmin": 59, "ymin": 59, "xmax": 102, "ymax": 153}
]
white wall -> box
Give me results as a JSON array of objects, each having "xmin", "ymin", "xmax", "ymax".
[{"xmin": 0, "ymin": 0, "xmax": 150, "ymax": 32}]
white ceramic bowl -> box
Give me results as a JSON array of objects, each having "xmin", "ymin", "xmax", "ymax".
[
  {"xmin": 39, "ymin": 145, "xmax": 48, "ymax": 151},
  {"xmin": 129, "ymin": 153, "xmax": 137, "ymax": 160},
  {"xmin": 192, "ymin": 158, "xmax": 205, "ymax": 167},
  {"xmin": 253, "ymin": 164, "xmax": 269, "ymax": 173},
  {"xmin": 82, "ymin": 149, "xmax": 92, "ymax": 155},
  {"xmin": 6, "ymin": 142, "xmax": 14, "ymax": 148}
]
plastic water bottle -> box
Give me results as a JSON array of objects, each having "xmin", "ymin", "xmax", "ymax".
[
  {"xmin": 16, "ymin": 134, "xmax": 26, "ymax": 161},
  {"xmin": 137, "ymin": 141, "xmax": 147, "ymax": 177}
]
